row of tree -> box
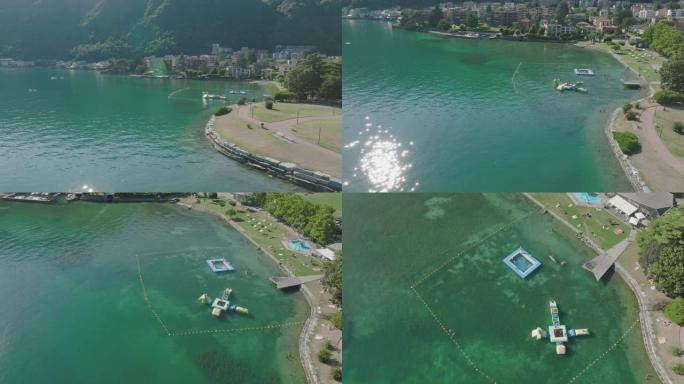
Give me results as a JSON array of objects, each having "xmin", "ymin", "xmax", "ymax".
[
  {"xmin": 637, "ymin": 205, "xmax": 684, "ymax": 298},
  {"xmin": 249, "ymin": 192, "xmax": 339, "ymax": 245},
  {"xmin": 283, "ymin": 54, "xmax": 341, "ymax": 102},
  {"xmin": 643, "ymin": 20, "xmax": 684, "ymax": 58}
]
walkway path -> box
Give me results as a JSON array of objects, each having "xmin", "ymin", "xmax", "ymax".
[
  {"xmin": 634, "ymin": 103, "xmax": 684, "ymax": 190},
  {"xmin": 237, "ymin": 104, "xmax": 341, "ymax": 158}
]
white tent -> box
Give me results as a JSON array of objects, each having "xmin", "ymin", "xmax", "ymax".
[
  {"xmin": 315, "ymin": 248, "xmax": 337, "ymax": 261},
  {"xmin": 629, "ymin": 217, "xmax": 640, "ymax": 226},
  {"xmin": 635, "ymin": 212, "xmax": 646, "ymax": 220},
  {"xmin": 608, "ymin": 195, "xmax": 638, "ymax": 216}
]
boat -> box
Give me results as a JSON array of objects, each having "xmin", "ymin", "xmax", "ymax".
[
  {"xmin": 202, "ymin": 92, "xmax": 227, "ymax": 100},
  {"xmin": 574, "ymin": 68, "xmax": 595, "ymax": 76}
]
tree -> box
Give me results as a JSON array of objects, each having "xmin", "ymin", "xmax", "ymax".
[
  {"xmin": 637, "ymin": 206, "xmax": 684, "ymax": 297},
  {"xmin": 322, "ymin": 255, "xmax": 342, "ymax": 304},
  {"xmin": 226, "ymin": 208, "xmax": 237, "ymax": 218},
  {"xmin": 317, "ymin": 349, "xmax": 331, "ymax": 364},
  {"xmin": 674, "ymin": 122, "xmax": 684, "ymax": 134},
  {"xmin": 665, "ymin": 297, "xmax": 684, "ymax": 324},
  {"xmin": 612, "ymin": 131, "xmax": 641, "ymax": 154},
  {"xmin": 332, "ymin": 368, "xmax": 342, "ymax": 382},
  {"xmin": 237, "ymin": 97, "xmax": 246, "ymax": 105},
  {"xmin": 661, "ymin": 57, "xmax": 684, "ymax": 94},
  {"xmin": 284, "ymin": 54, "xmax": 326, "ymax": 100},
  {"xmin": 674, "ymin": 363, "xmax": 684, "ymax": 376},
  {"xmin": 654, "ymin": 89, "xmax": 684, "ymax": 104},
  {"xmin": 265, "ymin": 100, "xmax": 274, "ymax": 110},
  {"xmin": 214, "ymin": 106, "xmax": 232, "ymax": 116},
  {"xmin": 465, "ymin": 11, "xmax": 479, "ymax": 29},
  {"xmin": 555, "ymin": 0, "xmax": 569, "ymax": 23},
  {"xmin": 649, "ymin": 245, "xmax": 684, "ymax": 297},
  {"xmin": 437, "ymin": 19, "xmax": 451, "ymax": 31},
  {"xmin": 429, "ymin": 5, "xmax": 443, "ymax": 28},
  {"xmin": 319, "ymin": 58, "xmax": 341, "ymax": 101}
]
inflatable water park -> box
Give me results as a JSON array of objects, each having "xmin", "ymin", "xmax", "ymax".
[
  {"xmin": 206, "ymin": 258, "xmax": 235, "ymax": 272},
  {"xmin": 553, "ymin": 78, "xmax": 588, "ymax": 93},
  {"xmin": 198, "ymin": 288, "xmax": 250, "ymax": 318},
  {"xmin": 531, "ymin": 300, "xmax": 589, "ymax": 355}
]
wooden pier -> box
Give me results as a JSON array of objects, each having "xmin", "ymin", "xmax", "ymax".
[
  {"xmin": 582, "ymin": 231, "xmax": 635, "ymax": 280},
  {"xmin": 270, "ymin": 275, "xmax": 323, "ymax": 289},
  {"xmin": 620, "ymin": 79, "xmax": 642, "ymax": 89}
]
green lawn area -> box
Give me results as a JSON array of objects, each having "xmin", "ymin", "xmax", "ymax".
[
  {"xmin": 291, "ymin": 119, "xmax": 341, "ymax": 152},
  {"xmin": 302, "ymin": 193, "xmax": 342, "ymax": 217},
  {"xmin": 251, "ymin": 103, "xmax": 340, "ymax": 123},
  {"xmin": 197, "ymin": 197, "xmax": 319, "ymax": 276},
  {"xmin": 655, "ymin": 105, "xmax": 684, "ymax": 160},
  {"xmin": 530, "ymin": 193, "xmax": 630, "ymax": 250},
  {"xmin": 595, "ymin": 42, "xmax": 664, "ymax": 83}
]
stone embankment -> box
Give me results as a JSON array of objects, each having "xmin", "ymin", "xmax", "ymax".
[{"xmin": 205, "ymin": 117, "xmax": 342, "ymax": 192}]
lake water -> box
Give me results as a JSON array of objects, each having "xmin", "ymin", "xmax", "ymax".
[
  {"xmin": 343, "ymin": 20, "xmax": 644, "ymax": 192},
  {"xmin": 0, "ymin": 68, "xmax": 299, "ymax": 191},
  {"xmin": 0, "ymin": 201, "xmax": 308, "ymax": 383},
  {"xmin": 343, "ymin": 193, "xmax": 658, "ymax": 383}
]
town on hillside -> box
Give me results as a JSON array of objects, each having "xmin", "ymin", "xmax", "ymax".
[
  {"xmin": 344, "ymin": 0, "xmax": 684, "ymax": 41},
  {"xmin": 0, "ymin": 43, "xmax": 335, "ymax": 81}
]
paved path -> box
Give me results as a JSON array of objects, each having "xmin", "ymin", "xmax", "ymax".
[
  {"xmin": 639, "ymin": 103, "xmax": 684, "ymax": 174},
  {"xmin": 237, "ymin": 104, "xmax": 341, "ymax": 159}
]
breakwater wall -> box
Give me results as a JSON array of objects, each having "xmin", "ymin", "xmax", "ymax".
[{"xmin": 205, "ymin": 117, "xmax": 342, "ymax": 192}]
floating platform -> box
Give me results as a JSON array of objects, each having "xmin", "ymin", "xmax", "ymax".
[
  {"xmin": 206, "ymin": 258, "xmax": 235, "ymax": 273},
  {"xmin": 574, "ymin": 68, "xmax": 595, "ymax": 76},
  {"xmin": 621, "ymin": 79, "xmax": 642, "ymax": 89},
  {"xmin": 503, "ymin": 247, "xmax": 542, "ymax": 278}
]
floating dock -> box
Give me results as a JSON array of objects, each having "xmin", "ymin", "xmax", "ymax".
[
  {"xmin": 574, "ymin": 68, "xmax": 595, "ymax": 76},
  {"xmin": 620, "ymin": 79, "xmax": 642, "ymax": 89},
  {"xmin": 503, "ymin": 247, "xmax": 542, "ymax": 279},
  {"xmin": 206, "ymin": 258, "xmax": 235, "ymax": 272},
  {"xmin": 532, "ymin": 300, "xmax": 589, "ymax": 355}
]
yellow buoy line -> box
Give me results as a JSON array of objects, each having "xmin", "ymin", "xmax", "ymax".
[
  {"xmin": 512, "ymin": 62, "xmax": 523, "ymax": 94},
  {"xmin": 169, "ymin": 321, "xmax": 307, "ymax": 337},
  {"xmin": 411, "ymin": 210, "xmax": 535, "ymax": 288},
  {"xmin": 411, "ymin": 286, "xmax": 498, "ymax": 383},
  {"xmin": 135, "ymin": 254, "xmax": 305, "ymax": 338},
  {"xmin": 566, "ymin": 317, "xmax": 640, "ymax": 384}
]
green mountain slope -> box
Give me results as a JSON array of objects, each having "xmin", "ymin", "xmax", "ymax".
[{"xmin": 0, "ymin": 0, "xmax": 340, "ymax": 59}]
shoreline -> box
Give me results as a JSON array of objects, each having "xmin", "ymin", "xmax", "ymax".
[
  {"xmin": 579, "ymin": 42, "xmax": 657, "ymax": 192},
  {"xmin": 177, "ymin": 199, "xmax": 320, "ymax": 384},
  {"xmin": 523, "ymin": 193, "xmax": 672, "ymax": 384},
  {"xmin": 204, "ymin": 115, "xmax": 342, "ymax": 192}
]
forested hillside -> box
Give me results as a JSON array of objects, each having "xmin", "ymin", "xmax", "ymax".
[{"xmin": 0, "ymin": 0, "xmax": 340, "ymax": 60}]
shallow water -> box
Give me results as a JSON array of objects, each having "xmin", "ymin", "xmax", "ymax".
[
  {"xmin": 0, "ymin": 201, "xmax": 308, "ymax": 384},
  {"xmin": 343, "ymin": 20, "xmax": 644, "ymax": 192},
  {"xmin": 343, "ymin": 193, "xmax": 659, "ymax": 383},
  {"xmin": 0, "ymin": 68, "xmax": 299, "ymax": 191}
]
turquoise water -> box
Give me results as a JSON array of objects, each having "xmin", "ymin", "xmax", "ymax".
[
  {"xmin": 343, "ymin": 20, "xmax": 643, "ymax": 191},
  {"xmin": 343, "ymin": 193, "xmax": 659, "ymax": 383},
  {"xmin": 574, "ymin": 192, "xmax": 603, "ymax": 204},
  {"xmin": 0, "ymin": 68, "xmax": 298, "ymax": 191},
  {"xmin": 0, "ymin": 201, "xmax": 308, "ymax": 383}
]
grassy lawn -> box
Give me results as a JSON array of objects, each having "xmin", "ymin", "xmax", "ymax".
[
  {"xmin": 302, "ymin": 193, "xmax": 342, "ymax": 217},
  {"xmin": 591, "ymin": 42, "xmax": 664, "ymax": 83},
  {"xmin": 291, "ymin": 119, "xmax": 341, "ymax": 152},
  {"xmin": 530, "ymin": 193, "xmax": 630, "ymax": 250},
  {"xmin": 250, "ymin": 103, "xmax": 340, "ymax": 123},
  {"xmin": 196, "ymin": 197, "xmax": 319, "ymax": 276},
  {"xmin": 654, "ymin": 105, "xmax": 684, "ymax": 160}
]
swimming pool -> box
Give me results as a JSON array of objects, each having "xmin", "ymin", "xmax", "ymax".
[
  {"xmin": 287, "ymin": 239, "xmax": 311, "ymax": 253},
  {"xmin": 573, "ymin": 192, "xmax": 602, "ymax": 204}
]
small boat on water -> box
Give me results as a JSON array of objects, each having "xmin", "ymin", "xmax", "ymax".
[
  {"xmin": 202, "ymin": 92, "xmax": 227, "ymax": 100},
  {"xmin": 574, "ymin": 68, "xmax": 595, "ymax": 76}
]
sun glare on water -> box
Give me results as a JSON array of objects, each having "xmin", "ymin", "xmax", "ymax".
[{"xmin": 344, "ymin": 117, "xmax": 419, "ymax": 192}]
